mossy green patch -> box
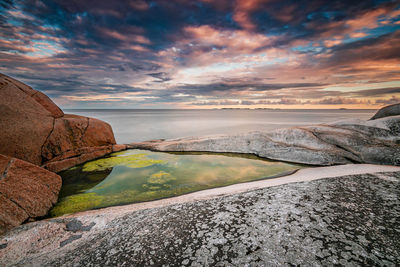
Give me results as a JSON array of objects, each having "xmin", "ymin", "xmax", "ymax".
[
  {"xmin": 82, "ymin": 153, "xmax": 165, "ymax": 172},
  {"xmin": 148, "ymin": 171, "xmax": 176, "ymax": 184},
  {"xmin": 50, "ymin": 192, "xmax": 104, "ymax": 217},
  {"xmin": 50, "ymin": 149, "xmax": 304, "ymax": 218}
]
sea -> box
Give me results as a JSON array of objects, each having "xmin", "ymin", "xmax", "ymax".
[{"xmin": 65, "ymin": 109, "xmax": 376, "ymax": 144}]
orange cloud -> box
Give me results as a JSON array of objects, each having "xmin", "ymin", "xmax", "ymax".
[
  {"xmin": 233, "ymin": 0, "xmax": 267, "ymax": 30},
  {"xmin": 184, "ymin": 25, "xmax": 273, "ymax": 52},
  {"xmin": 323, "ymin": 39, "xmax": 342, "ymax": 48},
  {"xmin": 100, "ymin": 28, "xmax": 151, "ymax": 44},
  {"xmin": 350, "ymin": 32, "xmax": 368, "ymax": 38}
]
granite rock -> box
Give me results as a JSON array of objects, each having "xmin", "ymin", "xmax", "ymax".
[
  {"xmin": 1, "ymin": 170, "xmax": 399, "ymax": 266},
  {"xmin": 0, "ymin": 154, "xmax": 61, "ymax": 235},
  {"xmin": 0, "ymin": 73, "xmax": 116, "ymax": 172},
  {"xmin": 370, "ymin": 103, "xmax": 400, "ymax": 120},
  {"xmin": 129, "ymin": 115, "xmax": 400, "ymax": 166}
]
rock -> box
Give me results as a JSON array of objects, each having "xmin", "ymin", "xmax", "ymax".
[
  {"xmin": 0, "ymin": 74, "xmax": 64, "ymax": 118},
  {"xmin": 0, "ymin": 73, "xmax": 116, "ymax": 172},
  {"xmin": 42, "ymin": 146, "xmax": 113, "ymax": 173},
  {"xmin": 1, "ymin": 169, "xmax": 399, "ymax": 265},
  {"xmin": 370, "ymin": 103, "xmax": 400, "ymax": 120},
  {"xmin": 129, "ymin": 115, "xmax": 400, "ymax": 166},
  {"xmin": 0, "ymin": 154, "xmax": 61, "ymax": 235},
  {"xmin": 40, "ymin": 115, "xmax": 116, "ymax": 172},
  {"xmin": 0, "ymin": 74, "xmax": 60, "ymax": 165},
  {"xmin": 112, "ymin": 144, "xmax": 127, "ymax": 152}
]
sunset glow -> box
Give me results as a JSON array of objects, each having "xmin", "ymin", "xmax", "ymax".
[{"xmin": 1, "ymin": 0, "xmax": 400, "ymax": 109}]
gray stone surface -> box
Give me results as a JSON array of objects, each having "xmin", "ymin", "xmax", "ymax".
[
  {"xmin": 1, "ymin": 171, "xmax": 399, "ymax": 266},
  {"xmin": 65, "ymin": 219, "xmax": 95, "ymax": 233},
  {"xmin": 129, "ymin": 115, "xmax": 400, "ymax": 166},
  {"xmin": 370, "ymin": 103, "xmax": 400, "ymax": 120}
]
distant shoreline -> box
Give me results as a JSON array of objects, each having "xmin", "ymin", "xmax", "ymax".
[{"xmin": 63, "ymin": 108, "xmax": 377, "ymax": 111}]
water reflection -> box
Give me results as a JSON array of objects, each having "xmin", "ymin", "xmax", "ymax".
[{"xmin": 50, "ymin": 149, "xmax": 303, "ymax": 217}]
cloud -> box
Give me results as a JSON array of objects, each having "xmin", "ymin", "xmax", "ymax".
[
  {"xmin": 311, "ymin": 97, "xmax": 371, "ymax": 105},
  {"xmin": 173, "ymin": 82, "xmax": 326, "ymax": 96},
  {"xmin": 351, "ymin": 87, "xmax": 400, "ymax": 97},
  {"xmin": 375, "ymin": 96, "xmax": 400, "ymax": 105},
  {"xmin": 147, "ymin": 72, "xmax": 172, "ymax": 82},
  {"xmin": 0, "ymin": 0, "xmax": 399, "ymax": 108}
]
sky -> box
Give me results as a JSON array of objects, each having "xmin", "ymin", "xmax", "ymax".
[{"xmin": 1, "ymin": 0, "xmax": 400, "ymax": 109}]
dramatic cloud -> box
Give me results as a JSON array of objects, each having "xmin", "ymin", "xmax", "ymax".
[{"xmin": 0, "ymin": 0, "xmax": 399, "ymax": 108}]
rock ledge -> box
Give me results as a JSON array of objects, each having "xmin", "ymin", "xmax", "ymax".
[{"xmin": 129, "ymin": 115, "xmax": 400, "ymax": 166}]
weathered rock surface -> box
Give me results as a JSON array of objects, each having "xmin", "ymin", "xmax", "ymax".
[
  {"xmin": 40, "ymin": 114, "xmax": 116, "ymax": 172},
  {"xmin": 129, "ymin": 115, "xmax": 400, "ymax": 166},
  {"xmin": 0, "ymin": 154, "xmax": 61, "ymax": 235},
  {"xmin": 0, "ymin": 73, "xmax": 116, "ymax": 172},
  {"xmin": 112, "ymin": 144, "xmax": 127, "ymax": 152},
  {"xmin": 370, "ymin": 103, "xmax": 400, "ymax": 120},
  {"xmin": 1, "ymin": 170, "xmax": 399, "ymax": 266}
]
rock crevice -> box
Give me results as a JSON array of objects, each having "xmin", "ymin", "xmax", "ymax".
[
  {"xmin": 0, "ymin": 159, "xmax": 14, "ymax": 181},
  {"xmin": 40, "ymin": 117, "xmax": 56, "ymax": 164}
]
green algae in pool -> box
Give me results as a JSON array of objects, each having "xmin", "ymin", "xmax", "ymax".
[{"xmin": 50, "ymin": 149, "xmax": 302, "ymax": 217}]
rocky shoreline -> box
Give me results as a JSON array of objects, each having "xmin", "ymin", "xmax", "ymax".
[
  {"xmin": 0, "ymin": 74, "xmax": 125, "ymax": 234},
  {"xmin": 128, "ymin": 114, "xmax": 400, "ymax": 166},
  {"xmin": 1, "ymin": 167, "xmax": 399, "ymax": 266},
  {"xmin": 0, "ymin": 74, "xmax": 399, "ymax": 265}
]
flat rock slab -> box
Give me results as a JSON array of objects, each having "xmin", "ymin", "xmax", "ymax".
[
  {"xmin": 129, "ymin": 115, "xmax": 400, "ymax": 166},
  {"xmin": 1, "ymin": 170, "xmax": 399, "ymax": 266}
]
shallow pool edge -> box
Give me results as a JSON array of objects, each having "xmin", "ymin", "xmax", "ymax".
[{"xmin": 53, "ymin": 164, "xmax": 400, "ymax": 223}]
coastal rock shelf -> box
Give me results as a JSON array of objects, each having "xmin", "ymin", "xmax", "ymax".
[
  {"xmin": 129, "ymin": 115, "xmax": 400, "ymax": 166},
  {"xmin": 1, "ymin": 169, "xmax": 399, "ymax": 266}
]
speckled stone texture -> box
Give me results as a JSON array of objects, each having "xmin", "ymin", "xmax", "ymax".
[
  {"xmin": 129, "ymin": 115, "xmax": 400, "ymax": 166},
  {"xmin": 370, "ymin": 103, "xmax": 400, "ymax": 120},
  {"xmin": 1, "ymin": 171, "xmax": 399, "ymax": 266}
]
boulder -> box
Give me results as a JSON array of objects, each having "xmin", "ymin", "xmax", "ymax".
[
  {"xmin": 129, "ymin": 115, "xmax": 400, "ymax": 166},
  {"xmin": 0, "ymin": 73, "xmax": 116, "ymax": 172},
  {"xmin": 0, "ymin": 154, "xmax": 61, "ymax": 235},
  {"xmin": 40, "ymin": 114, "xmax": 116, "ymax": 172},
  {"xmin": 370, "ymin": 103, "xmax": 400, "ymax": 120}
]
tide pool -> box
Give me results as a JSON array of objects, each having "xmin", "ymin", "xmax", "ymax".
[{"xmin": 50, "ymin": 149, "xmax": 303, "ymax": 217}]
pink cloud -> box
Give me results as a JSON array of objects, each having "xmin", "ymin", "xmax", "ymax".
[
  {"xmin": 233, "ymin": 0, "xmax": 267, "ymax": 30},
  {"xmin": 124, "ymin": 44, "xmax": 150, "ymax": 52},
  {"xmin": 184, "ymin": 25, "xmax": 273, "ymax": 52},
  {"xmin": 100, "ymin": 28, "xmax": 151, "ymax": 44},
  {"xmin": 129, "ymin": 0, "xmax": 149, "ymax": 10},
  {"xmin": 323, "ymin": 39, "xmax": 343, "ymax": 48},
  {"xmin": 349, "ymin": 32, "xmax": 368, "ymax": 38}
]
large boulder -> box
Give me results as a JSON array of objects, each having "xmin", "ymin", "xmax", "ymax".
[
  {"xmin": 370, "ymin": 103, "xmax": 400, "ymax": 120},
  {"xmin": 0, "ymin": 154, "xmax": 61, "ymax": 235},
  {"xmin": 0, "ymin": 73, "xmax": 116, "ymax": 172}
]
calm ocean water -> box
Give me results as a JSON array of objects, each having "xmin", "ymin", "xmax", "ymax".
[{"xmin": 65, "ymin": 109, "xmax": 376, "ymax": 144}]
